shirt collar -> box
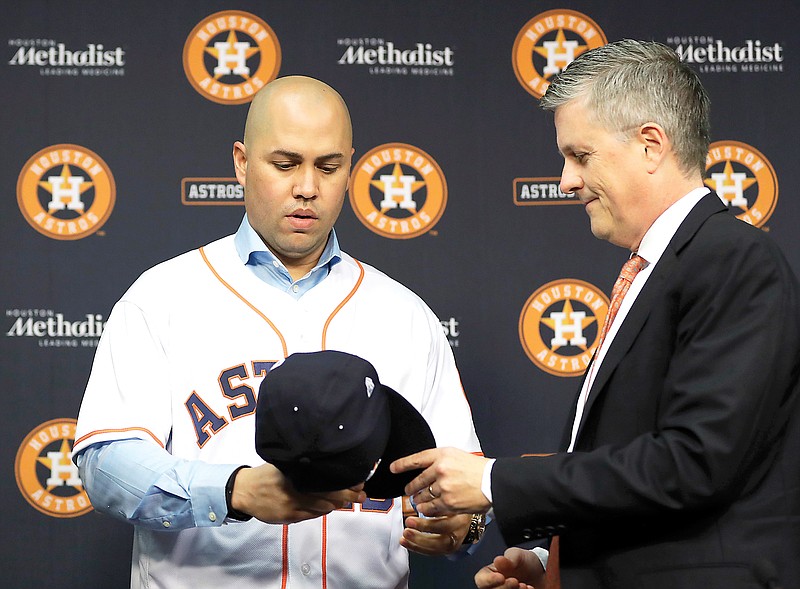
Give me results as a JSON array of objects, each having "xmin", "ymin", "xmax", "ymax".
[{"xmin": 233, "ymin": 214, "xmax": 341, "ymax": 277}]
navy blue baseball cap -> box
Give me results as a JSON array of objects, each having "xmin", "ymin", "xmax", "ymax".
[{"xmin": 255, "ymin": 350, "xmax": 436, "ymax": 498}]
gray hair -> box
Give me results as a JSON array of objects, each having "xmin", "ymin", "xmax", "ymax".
[{"xmin": 540, "ymin": 39, "xmax": 710, "ymax": 176}]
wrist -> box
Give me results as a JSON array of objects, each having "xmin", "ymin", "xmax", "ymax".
[
  {"xmin": 225, "ymin": 465, "xmax": 253, "ymax": 521},
  {"xmin": 462, "ymin": 513, "xmax": 486, "ymax": 545}
]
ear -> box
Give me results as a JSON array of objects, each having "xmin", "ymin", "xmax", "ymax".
[
  {"xmin": 232, "ymin": 141, "xmax": 247, "ymax": 186},
  {"xmin": 346, "ymin": 147, "xmax": 357, "ymax": 195},
  {"xmin": 637, "ymin": 123, "xmax": 669, "ymax": 173}
]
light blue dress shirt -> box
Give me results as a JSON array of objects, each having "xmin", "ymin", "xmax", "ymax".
[{"xmin": 233, "ymin": 214, "xmax": 342, "ymax": 299}]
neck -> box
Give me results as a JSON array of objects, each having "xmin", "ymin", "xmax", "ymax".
[
  {"xmin": 283, "ymin": 257, "xmax": 320, "ymax": 282},
  {"xmin": 647, "ymin": 170, "xmax": 704, "ymax": 222}
]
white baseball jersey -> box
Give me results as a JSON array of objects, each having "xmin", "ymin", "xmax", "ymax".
[{"xmin": 74, "ymin": 234, "xmax": 481, "ymax": 589}]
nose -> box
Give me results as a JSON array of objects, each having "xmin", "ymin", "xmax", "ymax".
[
  {"xmin": 292, "ymin": 165, "xmax": 318, "ymax": 199},
  {"xmin": 559, "ymin": 159, "xmax": 583, "ymax": 195}
]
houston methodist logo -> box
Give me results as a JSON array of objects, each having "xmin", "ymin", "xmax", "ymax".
[
  {"xmin": 17, "ymin": 144, "xmax": 115, "ymax": 240},
  {"xmin": 704, "ymin": 141, "xmax": 778, "ymax": 227},
  {"xmin": 512, "ymin": 9, "xmax": 607, "ymax": 99},
  {"xmin": 349, "ymin": 143, "xmax": 447, "ymax": 239},
  {"xmin": 15, "ymin": 419, "xmax": 92, "ymax": 518},
  {"xmin": 519, "ymin": 279, "xmax": 610, "ymax": 377},
  {"xmin": 183, "ymin": 10, "xmax": 281, "ymax": 105}
]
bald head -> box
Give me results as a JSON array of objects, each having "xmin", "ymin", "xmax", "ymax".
[
  {"xmin": 231, "ymin": 76, "xmax": 354, "ymax": 281},
  {"xmin": 243, "ymin": 75, "xmax": 353, "ymax": 149}
]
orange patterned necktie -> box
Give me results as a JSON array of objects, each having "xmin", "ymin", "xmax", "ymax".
[
  {"xmin": 580, "ymin": 254, "xmax": 649, "ymax": 421},
  {"xmin": 553, "ymin": 255, "xmax": 649, "ymax": 589},
  {"xmin": 597, "ymin": 254, "xmax": 648, "ymax": 350}
]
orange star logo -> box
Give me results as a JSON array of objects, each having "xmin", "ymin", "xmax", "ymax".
[
  {"xmin": 370, "ymin": 163, "xmax": 426, "ymax": 214},
  {"xmin": 705, "ymin": 160, "xmax": 757, "ymax": 210},
  {"xmin": 38, "ymin": 165, "xmax": 94, "ymax": 212},
  {"xmin": 540, "ymin": 298, "xmax": 597, "ymax": 353},
  {"xmin": 204, "ymin": 30, "xmax": 260, "ymax": 80},
  {"xmin": 532, "ymin": 29, "xmax": 589, "ymax": 79}
]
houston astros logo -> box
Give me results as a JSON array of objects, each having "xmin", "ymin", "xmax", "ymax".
[
  {"xmin": 17, "ymin": 144, "xmax": 115, "ymax": 240},
  {"xmin": 349, "ymin": 143, "xmax": 447, "ymax": 239},
  {"xmin": 15, "ymin": 419, "xmax": 92, "ymax": 518},
  {"xmin": 705, "ymin": 141, "xmax": 778, "ymax": 228},
  {"xmin": 512, "ymin": 10, "xmax": 607, "ymax": 99},
  {"xmin": 183, "ymin": 10, "xmax": 281, "ymax": 105},
  {"xmin": 519, "ymin": 279, "xmax": 610, "ymax": 377}
]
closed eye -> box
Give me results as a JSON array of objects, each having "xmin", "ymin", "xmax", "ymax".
[{"xmin": 558, "ymin": 146, "xmax": 590, "ymax": 165}]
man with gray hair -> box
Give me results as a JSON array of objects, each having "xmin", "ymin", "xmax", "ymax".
[{"xmin": 392, "ymin": 40, "xmax": 800, "ymax": 588}]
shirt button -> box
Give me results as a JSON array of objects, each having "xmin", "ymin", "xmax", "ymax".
[
  {"xmin": 301, "ymin": 563, "xmax": 311, "ymax": 576},
  {"xmin": 209, "ymin": 512, "xmax": 217, "ymax": 522},
  {"xmin": 162, "ymin": 521, "xmax": 171, "ymax": 528},
  {"xmin": 272, "ymin": 261, "xmax": 279, "ymax": 268},
  {"xmin": 292, "ymin": 284, "xmax": 299, "ymax": 293}
]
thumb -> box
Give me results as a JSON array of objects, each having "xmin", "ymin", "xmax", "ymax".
[{"xmin": 496, "ymin": 547, "xmax": 530, "ymax": 576}]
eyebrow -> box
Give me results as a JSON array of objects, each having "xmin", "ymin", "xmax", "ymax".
[
  {"xmin": 558, "ymin": 143, "xmax": 584, "ymax": 156},
  {"xmin": 271, "ymin": 149, "xmax": 345, "ymax": 162}
]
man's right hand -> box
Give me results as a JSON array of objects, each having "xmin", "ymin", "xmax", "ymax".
[
  {"xmin": 230, "ymin": 463, "xmax": 366, "ymax": 524},
  {"xmin": 474, "ymin": 547, "xmax": 546, "ymax": 589}
]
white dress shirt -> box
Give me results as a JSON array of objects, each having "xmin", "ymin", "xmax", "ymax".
[{"xmin": 567, "ymin": 187, "xmax": 712, "ymax": 451}]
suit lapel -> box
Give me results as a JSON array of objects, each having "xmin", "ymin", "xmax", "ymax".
[{"xmin": 573, "ymin": 193, "xmax": 729, "ymax": 443}]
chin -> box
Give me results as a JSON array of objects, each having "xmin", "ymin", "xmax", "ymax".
[{"xmin": 588, "ymin": 221, "xmax": 607, "ymax": 241}]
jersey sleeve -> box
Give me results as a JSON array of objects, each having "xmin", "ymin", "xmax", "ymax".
[
  {"xmin": 417, "ymin": 303, "xmax": 482, "ymax": 455},
  {"xmin": 74, "ymin": 293, "xmax": 174, "ymax": 455}
]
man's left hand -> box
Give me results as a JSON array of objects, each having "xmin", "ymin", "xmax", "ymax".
[{"xmin": 401, "ymin": 513, "xmax": 472, "ymax": 556}]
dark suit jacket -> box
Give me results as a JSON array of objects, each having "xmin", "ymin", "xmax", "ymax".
[{"xmin": 492, "ymin": 193, "xmax": 800, "ymax": 589}]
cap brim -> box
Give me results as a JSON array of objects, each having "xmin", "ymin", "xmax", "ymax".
[{"xmin": 363, "ymin": 385, "xmax": 436, "ymax": 498}]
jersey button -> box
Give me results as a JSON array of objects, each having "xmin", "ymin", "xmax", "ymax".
[{"xmin": 301, "ymin": 563, "xmax": 311, "ymax": 576}]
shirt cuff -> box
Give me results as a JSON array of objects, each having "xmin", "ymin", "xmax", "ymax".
[
  {"xmin": 187, "ymin": 462, "xmax": 243, "ymax": 527},
  {"xmin": 532, "ymin": 546, "xmax": 549, "ymax": 571},
  {"xmin": 481, "ymin": 458, "xmax": 495, "ymax": 503}
]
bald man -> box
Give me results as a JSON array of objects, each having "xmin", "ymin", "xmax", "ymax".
[{"xmin": 73, "ymin": 76, "xmax": 483, "ymax": 589}]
